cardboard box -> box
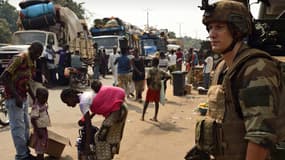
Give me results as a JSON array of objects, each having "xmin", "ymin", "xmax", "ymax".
[{"xmin": 29, "ymin": 129, "xmax": 71, "ymax": 158}]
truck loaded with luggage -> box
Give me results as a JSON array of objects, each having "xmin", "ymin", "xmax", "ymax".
[{"xmin": 0, "ymin": 0, "xmax": 94, "ymax": 87}]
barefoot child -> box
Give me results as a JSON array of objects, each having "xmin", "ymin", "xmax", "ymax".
[
  {"xmin": 30, "ymin": 88, "xmax": 50, "ymax": 160},
  {"xmin": 141, "ymin": 57, "xmax": 170, "ymax": 122}
]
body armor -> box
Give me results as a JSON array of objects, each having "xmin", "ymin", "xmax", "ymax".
[{"xmin": 195, "ymin": 44, "xmax": 285, "ymax": 160}]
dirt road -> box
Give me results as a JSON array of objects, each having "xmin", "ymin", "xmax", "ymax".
[{"xmin": 0, "ymin": 76, "xmax": 207, "ymax": 160}]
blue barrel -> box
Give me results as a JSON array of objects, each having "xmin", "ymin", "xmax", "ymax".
[
  {"xmin": 20, "ymin": 2, "xmax": 55, "ymax": 18},
  {"xmin": 19, "ymin": 0, "xmax": 50, "ymax": 9}
]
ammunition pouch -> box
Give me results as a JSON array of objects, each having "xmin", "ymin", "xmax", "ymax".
[
  {"xmin": 184, "ymin": 145, "xmax": 210, "ymax": 160},
  {"xmin": 195, "ymin": 118, "xmax": 223, "ymax": 155}
]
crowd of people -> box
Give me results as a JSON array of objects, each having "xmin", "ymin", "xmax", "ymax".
[
  {"xmin": 2, "ymin": 1, "xmax": 285, "ymax": 160},
  {"xmin": 0, "ymin": 37, "xmax": 215, "ymax": 160},
  {"xmin": 0, "ymin": 28, "xmax": 215, "ymax": 160}
]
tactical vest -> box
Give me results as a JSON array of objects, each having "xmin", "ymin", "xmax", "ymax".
[{"xmin": 195, "ymin": 45, "xmax": 285, "ymax": 160}]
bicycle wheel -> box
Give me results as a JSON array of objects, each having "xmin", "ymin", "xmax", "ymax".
[
  {"xmin": 0, "ymin": 104, "xmax": 9, "ymax": 126},
  {"xmin": 0, "ymin": 109, "xmax": 9, "ymax": 126}
]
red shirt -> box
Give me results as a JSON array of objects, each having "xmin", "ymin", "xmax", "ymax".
[
  {"xmin": 176, "ymin": 51, "xmax": 183, "ymax": 64},
  {"xmin": 91, "ymin": 86, "xmax": 125, "ymax": 117}
]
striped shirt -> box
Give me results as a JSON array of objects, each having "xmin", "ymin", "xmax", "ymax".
[{"xmin": 5, "ymin": 53, "xmax": 34, "ymax": 99}]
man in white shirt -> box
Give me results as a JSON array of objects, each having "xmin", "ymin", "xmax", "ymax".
[
  {"xmin": 79, "ymin": 91, "xmax": 96, "ymax": 115},
  {"xmin": 108, "ymin": 46, "xmax": 120, "ymax": 86},
  {"xmin": 203, "ymin": 53, "xmax": 213, "ymax": 89},
  {"xmin": 168, "ymin": 49, "xmax": 177, "ymax": 73}
]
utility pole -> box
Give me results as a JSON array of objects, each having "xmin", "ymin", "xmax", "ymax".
[
  {"xmin": 179, "ymin": 23, "xmax": 182, "ymax": 37},
  {"xmin": 177, "ymin": 22, "xmax": 182, "ymax": 37},
  {"xmin": 145, "ymin": 8, "xmax": 151, "ymax": 30}
]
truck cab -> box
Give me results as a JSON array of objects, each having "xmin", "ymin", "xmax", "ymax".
[
  {"xmin": 91, "ymin": 17, "xmax": 142, "ymax": 71},
  {"xmin": 93, "ymin": 35, "xmax": 121, "ymax": 54},
  {"xmin": 139, "ymin": 32, "xmax": 168, "ymax": 67},
  {"xmin": 93, "ymin": 35, "xmax": 122, "ymax": 71},
  {"xmin": 0, "ymin": 30, "xmax": 60, "ymax": 74}
]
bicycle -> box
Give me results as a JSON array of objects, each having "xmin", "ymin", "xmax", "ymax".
[
  {"xmin": 76, "ymin": 124, "xmax": 98, "ymax": 160},
  {"xmin": 0, "ymin": 86, "xmax": 9, "ymax": 126}
]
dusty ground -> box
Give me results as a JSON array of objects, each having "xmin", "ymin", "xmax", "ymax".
[{"xmin": 0, "ymin": 76, "xmax": 207, "ymax": 160}]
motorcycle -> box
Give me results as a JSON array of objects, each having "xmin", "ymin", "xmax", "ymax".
[
  {"xmin": 76, "ymin": 124, "xmax": 98, "ymax": 160},
  {"xmin": 66, "ymin": 64, "xmax": 91, "ymax": 88}
]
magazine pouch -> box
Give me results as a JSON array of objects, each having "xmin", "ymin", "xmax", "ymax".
[{"xmin": 195, "ymin": 118, "xmax": 223, "ymax": 155}]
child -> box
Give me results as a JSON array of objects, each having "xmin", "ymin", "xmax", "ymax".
[
  {"xmin": 141, "ymin": 57, "xmax": 170, "ymax": 122},
  {"xmin": 30, "ymin": 88, "xmax": 50, "ymax": 160}
]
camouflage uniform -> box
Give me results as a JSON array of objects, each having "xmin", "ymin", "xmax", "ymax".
[
  {"xmin": 195, "ymin": 43, "xmax": 285, "ymax": 160},
  {"xmin": 230, "ymin": 45, "xmax": 284, "ymax": 147},
  {"xmin": 191, "ymin": 1, "xmax": 285, "ymax": 160}
]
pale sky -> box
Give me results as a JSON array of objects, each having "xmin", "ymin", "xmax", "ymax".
[{"xmin": 7, "ymin": 0, "xmax": 259, "ymax": 40}]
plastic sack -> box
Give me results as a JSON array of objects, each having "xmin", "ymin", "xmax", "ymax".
[{"xmin": 160, "ymin": 80, "xmax": 165, "ymax": 105}]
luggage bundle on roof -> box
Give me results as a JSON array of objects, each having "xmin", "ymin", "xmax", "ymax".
[
  {"xmin": 19, "ymin": 0, "xmax": 50, "ymax": 9},
  {"xmin": 90, "ymin": 17, "xmax": 125, "ymax": 36},
  {"xmin": 18, "ymin": 0, "xmax": 57, "ymax": 30}
]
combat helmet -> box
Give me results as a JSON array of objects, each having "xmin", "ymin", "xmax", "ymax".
[{"xmin": 200, "ymin": 0, "xmax": 252, "ymax": 39}]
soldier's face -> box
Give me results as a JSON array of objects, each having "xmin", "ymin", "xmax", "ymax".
[{"xmin": 208, "ymin": 22, "xmax": 233, "ymax": 54}]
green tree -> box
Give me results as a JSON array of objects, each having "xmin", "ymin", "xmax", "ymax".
[
  {"xmin": 53, "ymin": 0, "xmax": 85, "ymax": 19},
  {"xmin": 182, "ymin": 36, "xmax": 202, "ymax": 50},
  {"xmin": 0, "ymin": 0, "xmax": 18, "ymax": 32},
  {"xmin": 199, "ymin": 40, "xmax": 211, "ymax": 53},
  {"xmin": 167, "ymin": 32, "xmax": 176, "ymax": 38},
  {"xmin": 0, "ymin": 18, "xmax": 12, "ymax": 43}
]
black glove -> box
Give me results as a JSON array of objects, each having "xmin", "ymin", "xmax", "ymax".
[
  {"xmin": 184, "ymin": 145, "xmax": 210, "ymax": 160},
  {"xmin": 78, "ymin": 119, "xmax": 85, "ymax": 126}
]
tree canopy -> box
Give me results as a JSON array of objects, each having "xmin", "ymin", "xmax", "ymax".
[
  {"xmin": 53, "ymin": 0, "xmax": 85, "ymax": 19},
  {"xmin": 0, "ymin": 18, "xmax": 12, "ymax": 43},
  {"xmin": 0, "ymin": 0, "xmax": 18, "ymax": 33}
]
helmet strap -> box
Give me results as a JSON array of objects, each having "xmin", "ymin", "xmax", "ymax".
[
  {"xmin": 221, "ymin": 39, "xmax": 237, "ymax": 55},
  {"xmin": 221, "ymin": 23, "xmax": 239, "ymax": 55}
]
